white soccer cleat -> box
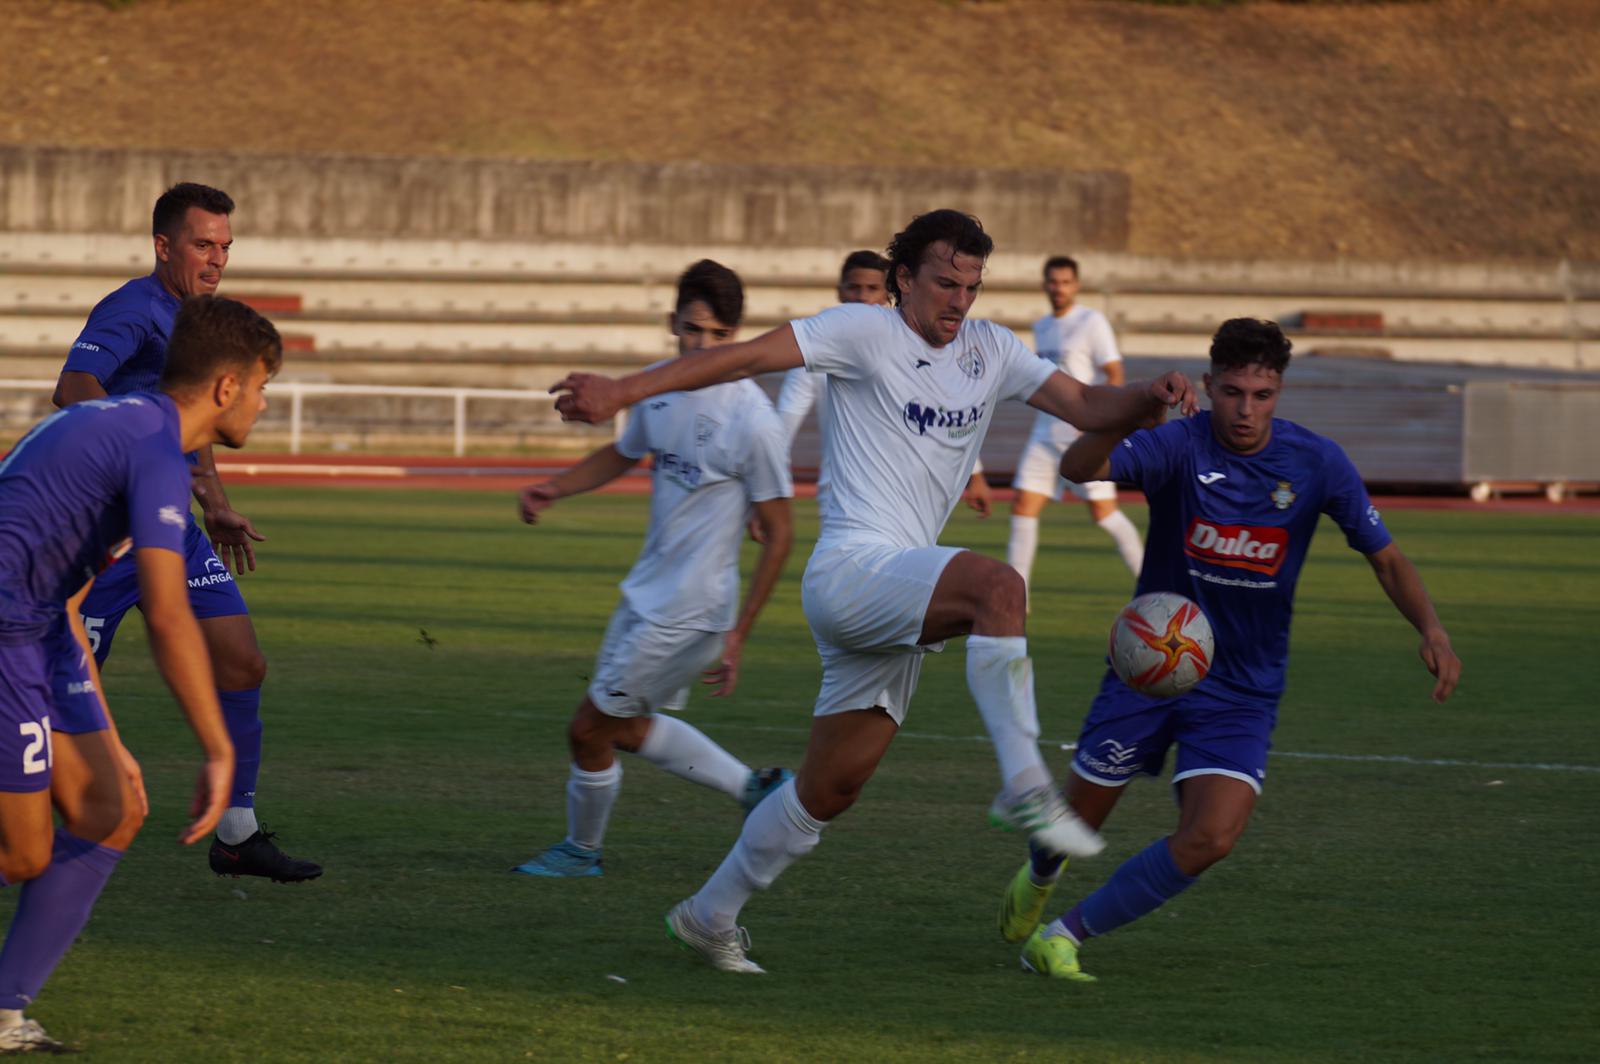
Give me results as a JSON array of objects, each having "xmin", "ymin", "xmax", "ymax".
[
  {"xmin": 665, "ymin": 900, "xmax": 765, "ymax": 974},
  {"xmin": 988, "ymin": 786, "xmax": 1105, "ymax": 858},
  {"xmin": 0, "ymin": 1014, "xmax": 64, "ymax": 1054}
]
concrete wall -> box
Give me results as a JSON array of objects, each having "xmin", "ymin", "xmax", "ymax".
[{"xmin": 0, "ymin": 145, "xmax": 1130, "ymax": 253}]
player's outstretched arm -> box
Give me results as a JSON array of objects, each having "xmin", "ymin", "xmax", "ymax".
[
  {"xmin": 705, "ymin": 497, "xmax": 793, "ymax": 698},
  {"xmin": 1026, "ymin": 370, "xmax": 1197, "ymax": 434},
  {"xmin": 134, "ymin": 547, "xmax": 235, "ymax": 842},
  {"xmin": 1365, "ymin": 542, "xmax": 1461, "ymax": 703},
  {"xmin": 553, "ymin": 325, "xmax": 805, "ymax": 424},
  {"xmin": 1059, "ymin": 429, "xmax": 1124, "ymax": 484},
  {"xmin": 519, "ymin": 444, "xmax": 641, "ymax": 524}
]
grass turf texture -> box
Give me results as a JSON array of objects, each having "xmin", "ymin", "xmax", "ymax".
[{"xmin": 11, "ymin": 488, "xmax": 1597, "ymax": 1062}]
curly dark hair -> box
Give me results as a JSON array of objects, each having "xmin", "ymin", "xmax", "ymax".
[
  {"xmin": 161, "ymin": 295, "xmax": 282, "ymax": 393},
  {"xmin": 1209, "ymin": 318, "xmax": 1293, "ymax": 374},
  {"xmin": 884, "ymin": 210, "xmax": 993, "ymax": 306},
  {"xmin": 675, "ymin": 259, "xmax": 744, "ymax": 327}
]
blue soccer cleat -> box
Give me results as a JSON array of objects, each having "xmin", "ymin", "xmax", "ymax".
[
  {"xmin": 512, "ymin": 840, "xmax": 603, "ymax": 878},
  {"xmin": 740, "ymin": 767, "xmax": 793, "ymax": 815}
]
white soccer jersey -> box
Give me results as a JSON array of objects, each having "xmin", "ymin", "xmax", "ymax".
[
  {"xmin": 616, "ymin": 376, "xmax": 793, "ymax": 630},
  {"xmin": 1026, "ymin": 306, "xmax": 1121, "ymax": 448},
  {"xmin": 791, "ymin": 304, "xmax": 1053, "ymax": 551}
]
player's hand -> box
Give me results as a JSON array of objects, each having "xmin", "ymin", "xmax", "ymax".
[
  {"xmin": 747, "ymin": 515, "xmax": 767, "ymax": 544},
  {"xmin": 519, "ymin": 482, "xmax": 562, "ymax": 524},
  {"xmin": 182, "ymin": 753, "xmax": 234, "ymax": 845},
  {"xmin": 1148, "ymin": 372, "xmax": 1198, "ymax": 419},
  {"xmin": 115, "ymin": 741, "xmax": 150, "ymax": 820},
  {"xmin": 1419, "ymin": 628, "xmax": 1461, "ymax": 703},
  {"xmin": 552, "ymin": 372, "xmax": 625, "ymax": 424},
  {"xmin": 702, "ymin": 630, "xmax": 745, "ymax": 698},
  {"xmin": 204, "ymin": 508, "xmax": 265, "ymax": 574},
  {"xmin": 962, "ymin": 473, "xmax": 993, "ymax": 518}
]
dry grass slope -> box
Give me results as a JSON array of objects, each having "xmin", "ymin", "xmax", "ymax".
[{"xmin": 5, "ymin": 0, "xmax": 1598, "ymax": 262}]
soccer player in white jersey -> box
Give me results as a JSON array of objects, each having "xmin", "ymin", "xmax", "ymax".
[
  {"xmin": 512, "ymin": 260, "xmax": 795, "ymax": 879},
  {"xmin": 1007, "ymin": 256, "xmax": 1143, "ymax": 599},
  {"xmin": 553, "ymin": 210, "xmax": 1195, "ymax": 971},
  {"xmin": 774, "ymin": 251, "xmax": 993, "ymax": 517}
]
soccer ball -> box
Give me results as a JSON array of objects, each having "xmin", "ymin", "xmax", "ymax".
[{"xmin": 1108, "ymin": 592, "xmax": 1214, "ymax": 698}]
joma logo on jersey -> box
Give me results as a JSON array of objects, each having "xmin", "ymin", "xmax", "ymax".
[
  {"xmin": 902, "ymin": 400, "xmax": 986, "ymax": 439},
  {"xmin": 1184, "ymin": 519, "xmax": 1290, "ymax": 576}
]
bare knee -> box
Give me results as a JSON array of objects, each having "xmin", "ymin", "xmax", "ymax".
[
  {"xmin": 214, "ymin": 647, "xmax": 267, "ymax": 691},
  {"xmin": 795, "ymin": 768, "xmax": 867, "ymax": 822},
  {"xmin": 567, "ymin": 703, "xmax": 636, "ymax": 769},
  {"xmin": 64, "ymin": 790, "xmax": 145, "ymax": 850},
  {"xmin": 976, "ymin": 565, "xmax": 1027, "ymax": 628},
  {"xmin": 1169, "ymin": 824, "xmax": 1240, "ymax": 875},
  {"xmin": 0, "ymin": 840, "xmax": 53, "ymax": 883}
]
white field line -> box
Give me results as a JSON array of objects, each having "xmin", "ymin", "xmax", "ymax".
[{"xmin": 339, "ymin": 703, "xmax": 1599, "ymax": 775}]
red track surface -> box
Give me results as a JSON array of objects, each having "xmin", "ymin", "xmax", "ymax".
[{"xmin": 216, "ymin": 453, "xmax": 1600, "ymax": 512}]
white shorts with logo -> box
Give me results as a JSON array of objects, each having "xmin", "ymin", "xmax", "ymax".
[
  {"xmin": 1013, "ymin": 436, "xmax": 1117, "ymax": 503},
  {"xmin": 587, "ymin": 601, "xmax": 724, "ymax": 718},
  {"xmin": 801, "ymin": 542, "xmax": 962, "ymax": 725}
]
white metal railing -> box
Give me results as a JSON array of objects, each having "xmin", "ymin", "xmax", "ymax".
[{"xmin": 1, "ymin": 378, "xmax": 617, "ymax": 455}]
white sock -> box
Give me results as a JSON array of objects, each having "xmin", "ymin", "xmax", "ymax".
[
  {"xmin": 1097, "ymin": 510, "xmax": 1144, "ymax": 577},
  {"xmin": 1007, "ymin": 515, "xmax": 1040, "ymax": 596},
  {"xmin": 966, "ymin": 634, "xmax": 1052, "ymax": 799},
  {"xmin": 690, "ymin": 779, "xmax": 824, "ymax": 931},
  {"xmin": 216, "ymin": 806, "xmax": 259, "ymax": 845},
  {"xmin": 565, "ymin": 762, "xmax": 622, "ymax": 851},
  {"xmin": 636, "ymin": 713, "xmax": 751, "ymax": 798}
]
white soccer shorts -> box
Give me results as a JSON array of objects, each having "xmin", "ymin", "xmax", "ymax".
[
  {"xmin": 1012, "ymin": 436, "xmax": 1117, "ymax": 502},
  {"xmin": 801, "ymin": 542, "xmax": 962, "ymax": 725},
  {"xmin": 587, "ymin": 601, "xmax": 724, "ymax": 717}
]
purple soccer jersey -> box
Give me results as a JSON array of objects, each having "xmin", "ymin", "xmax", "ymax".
[
  {"xmin": 62, "ymin": 274, "xmax": 180, "ymax": 397},
  {"xmin": 1111, "ymin": 413, "xmax": 1393, "ymax": 708},
  {"xmin": 0, "ymin": 394, "xmax": 190, "ymax": 641}
]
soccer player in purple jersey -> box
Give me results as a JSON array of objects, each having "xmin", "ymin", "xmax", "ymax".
[
  {"xmin": 997, "ymin": 318, "xmax": 1463, "ymax": 982},
  {"xmin": 0, "ymin": 295, "xmax": 279, "ymax": 1051},
  {"xmin": 51, "ymin": 183, "xmax": 320, "ymax": 883}
]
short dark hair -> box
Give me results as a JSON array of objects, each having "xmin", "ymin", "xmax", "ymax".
[
  {"xmin": 675, "ymin": 259, "xmax": 744, "ymax": 327},
  {"xmin": 885, "ymin": 210, "xmax": 994, "ymax": 306},
  {"xmin": 1209, "ymin": 318, "xmax": 1292, "ymax": 375},
  {"xmin": 160, "ymin": 295, "xmax": 283, "ymax": 393},
  {"xmin": 152, "ymin": 183, "xmax": 235, "ymax": 238},
  {"xmin": 839, "ymin": 250, "xmax": 889, "ymax": 283},
  {"xmin": 1043, "ymin": 255, "xmax": 1079, "ymax": 279}
]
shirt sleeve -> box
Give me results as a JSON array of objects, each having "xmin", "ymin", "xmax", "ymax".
[
  {"xmin": 791, "ymin": 304, "xmax": 885, "ymax": 381},
  {"xmin": 1109, "ymin": 417, "xmax": 1190, "ymax": 493},
  {"xmin": 1088, "ymin": 312, "xmax": 1122, "ymax": 368},
  {"xmin": 739, "ymin": 407, "xmax": 795, "ymax": 503},
  {"xmin": 123, "ymin": 432, "xmax": 190, "ymax": 555},
  {"xmin": 991, "ymin": 325, "xmax": 1057, "ymax": 403},
  {"xmin": 1320, "ymin": 440, "xmax": 1394, "ymax": 555},
  {"xmin": 615, "ymin": 405, "xmax": 651, "ymax": 461},
  {"xmin": 64, "ymin": 300, "xmax": 151, "ymax": 384}
]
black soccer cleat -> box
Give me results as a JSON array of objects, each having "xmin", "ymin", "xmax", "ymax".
[{"xmin": 209, "ymin": 828, "xmax": 324, "ymax": 883}]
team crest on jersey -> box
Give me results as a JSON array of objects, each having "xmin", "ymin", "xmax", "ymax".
[
  {"xmin": 956, "ymin": 349, "xmax": 986, "ymax": 380},
  {"xmin": 694, "ymin": 415, "xmax": 719, "ymax": 447},
  {"xmin": 1271, "ymin": 481, "xmax": 1297, "ymax": 510}
]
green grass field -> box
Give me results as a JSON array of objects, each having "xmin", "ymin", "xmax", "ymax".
[{"xmin": 11, "ymin": 487, "xmax": 1598, "ymax": 1063}]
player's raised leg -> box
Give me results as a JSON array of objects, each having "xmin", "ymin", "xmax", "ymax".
[{"xmin": 919, "ymin": 550, "xmax": 1103, "ymax": 858}]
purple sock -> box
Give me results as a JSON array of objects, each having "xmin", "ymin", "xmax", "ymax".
[
  {"xmin": 1064, "ymin": 836, "xmax": 1197, "ymax": 940},
  {"xmin": 219, "ymin": 687, "xmax": 263, "ymax": 807},
  {"xmin": 0, "ymin": 830, "xmax": 123, "ymax": 1010}
]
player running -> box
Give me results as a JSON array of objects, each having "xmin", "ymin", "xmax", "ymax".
[
  {"xmin": 51, "ymin": 183, "xmax": 320, "ymax": 883},
  {"xmin": 553, "ymin": 210, "xmax": 1196, "ymax": 972},
  {"xmin": 0, "ymin": 295, "xmax": 278, "ymax": 1052},
  {"xmin": 512, "ymin": 260, "xmax": 795, "ymax": 879},
  {"xmin": 998, "ymin": 317, "xmax": 1462, "ymax": 982},
  {"xmin": 1007, "ymin": 256, "xmax": 1143, "ymax": 596}
]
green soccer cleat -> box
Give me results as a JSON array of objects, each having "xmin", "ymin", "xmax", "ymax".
[
  {"xmin": 1020, "ymin": 927, "xmax": 1097, "ymax": 982},
  {"xmin": 998, "ymin": 861, "xmax": 1061, "ymax": 943}
]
